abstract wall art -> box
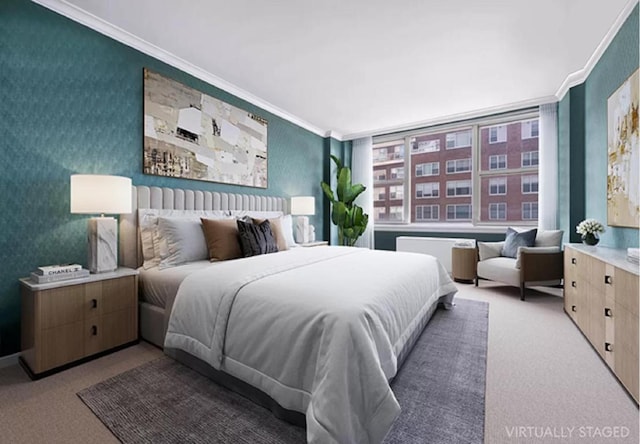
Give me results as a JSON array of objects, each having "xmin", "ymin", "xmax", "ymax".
[
  {"xmin": 607, "ymin": 68, "xmax": 639, "ymax": 228},
  {"xmin": 143, "ymin": 69, "xmax": 268, "ymax": 188}
]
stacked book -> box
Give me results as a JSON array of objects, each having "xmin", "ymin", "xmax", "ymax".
[
  {"xmin": 627, "ymin": 248, "xmax": 639, "ymax": 265},
  {"xmin": 30, "ymin": 264, "xmax": 89, "ymax": 284}
]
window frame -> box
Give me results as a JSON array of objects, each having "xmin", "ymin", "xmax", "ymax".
[
  {"xmin": 521, "ymin": 174, "xmax": 539, "ymax": 194},
  {"xmin": 521, "ymin": 151, "xmax": 539, "ymax": 168},
  {"xmin": 416, "ymin": 182, "xmax": 440, "ymax": 199},
  {"xmin": 522, "ymin": 202, "xmax": 538, "ymax": 220},
  {"xmin": 446, "ymin": 158, "xmax": 471, "ymax": 174},
  {"xmin": 488, "ymin": 177, "xmax": 507, "ymax": 196},
  {"xmin": 489, "ymin": 154, "xmax": 507, "ymax": 170},
  {"xmin": 446, "ymin": 179, "xmax": 472, "ymax": 197},
  {"xmin": 488, "ymin": 125, "xmax": 507, "ymax": 144},
  {"xmin": 416, "ymin": 204, "xmax": 439, "ymax": 221},
  {"xmin": 415, "ymin": 162, "xmax": 439, "ymax": 177},
  {"xmin": 489, "ymin": 202, "xmax": 507, "ymax": 220}
]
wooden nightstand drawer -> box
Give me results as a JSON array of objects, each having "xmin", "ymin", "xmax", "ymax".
[{"xmin": 20, "ymin": 268, "xmax": 139, "ymax": 378}]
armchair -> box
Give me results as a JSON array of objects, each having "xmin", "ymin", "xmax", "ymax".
[{"xmin": 475, "ymin": 230, "xmax": 564, "ymax": 301}]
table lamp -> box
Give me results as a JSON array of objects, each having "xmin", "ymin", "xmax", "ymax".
[
  {"xmin": 70, "ymin": 174, "xmax": 132, "ymax": 273},
  {"xmin": 291, "ymin": 196, "xmax": 315, "ymax": 244}
]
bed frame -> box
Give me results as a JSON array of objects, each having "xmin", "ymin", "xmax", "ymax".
[{"xmin": 119, "ymin": 185, "xmax": 288, "ymax": 347}]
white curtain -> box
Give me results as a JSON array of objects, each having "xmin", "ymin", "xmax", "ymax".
[
  {"xmin": 351, "ymin": 136, "xmax": 375, "ymax": 249},
  {"xmin": 538, "ymin": 103, "xmax": 558, "ymax": 230}
]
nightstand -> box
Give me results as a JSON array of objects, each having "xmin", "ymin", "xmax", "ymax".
[
  {"xmin": 451, "ymin": 246, "xmax": 477, "ymax": 283},
  {"xmin": 19, "ymin": 267, "xmax": 139, "ymax": 379},
  {"xmin": 300, "ymin": 241, "xmax": 329, "ymax": 247}
]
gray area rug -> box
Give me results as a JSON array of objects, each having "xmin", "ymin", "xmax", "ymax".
[{"xmin": 78, "ymin": 298, "xmax": 488, "ymax": 443}]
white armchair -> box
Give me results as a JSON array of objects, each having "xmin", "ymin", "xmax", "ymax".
[{"xmin": 475, "ymin": 230, "xmax": 564, "ymax": 301}]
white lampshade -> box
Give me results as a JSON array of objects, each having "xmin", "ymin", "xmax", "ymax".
[
  {"xmin": 291, "ymin": 196, "xmax": 315, "ymax": 216},
  {"xmin": 70, "ymin": 174, "xmax": 132, "ymax": 215}
]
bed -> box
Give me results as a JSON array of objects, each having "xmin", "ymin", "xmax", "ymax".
[{"xmin": 120, "ymin": 186, "xmax": 458, "ymax": 444}]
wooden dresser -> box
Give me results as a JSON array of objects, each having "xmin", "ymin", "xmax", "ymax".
[
  {"xmin": 20, "ymin": 268, "xmax": 138, "ymax": 378},
  {"xmin": 564, "ymin": 244, "xmax": 639, "ymax": 403}
]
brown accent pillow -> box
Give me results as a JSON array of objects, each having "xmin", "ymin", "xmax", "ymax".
[
  {"xmin": 252, "ymin": 217, "xmax": 287, "ymax": 251},
  {"xmin": 200, "ymin": 218, "xmax": 242, "ymax": 261}
]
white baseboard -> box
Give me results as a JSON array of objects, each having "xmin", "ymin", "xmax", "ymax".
[{"xmin": 0, "ymin": 352, "xmax": 20, "ymax": 369}]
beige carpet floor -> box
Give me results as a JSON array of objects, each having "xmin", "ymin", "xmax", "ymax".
[{"xmin": 0, "ymin": 282, "xmax": 637, "ymax": 443}]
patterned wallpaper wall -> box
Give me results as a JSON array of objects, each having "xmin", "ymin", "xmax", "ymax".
[{"xmin": 0, "ymin": 0, "xmax": 332, "ymax": 357}]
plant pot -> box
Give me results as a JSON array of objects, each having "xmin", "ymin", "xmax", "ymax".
[{"xmin": 582, "ymin": 233, "xmax": 599, "ymax": 246}]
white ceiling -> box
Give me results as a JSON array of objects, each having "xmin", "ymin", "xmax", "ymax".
[{"xmin": 49, "ymin": 0, "xmax": 634, "ymax": 139}]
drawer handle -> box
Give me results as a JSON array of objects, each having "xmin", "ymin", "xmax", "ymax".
[
  {"xmin": 571, "ymin": 281, "xmax": 576, "ymax": 288},
  {"xmin": 571, "ymin": 258, "xmax": 576, "ymax": 265},
  {"xmin": 604, "ymin": 275, "xmax": 612, "ymax": 285},
  {"xmin": 604, "ymin": 307, "xmax": 612, "ymax": 317},
  {"xmin": 571, "ymin": 305, "xmax": 577, "ymax": 312},
  {"xmin": 91, "ymin": 298, "xmax": 98, "ymax": 309},
  {"xmin": 604, "ymin": 342, "xmax": 613, "ymax": 352},
  {"xmin": 91, "ymin": 325, "xmax": 98, "ymax": 336}
]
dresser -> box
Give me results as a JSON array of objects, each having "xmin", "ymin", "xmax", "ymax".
[
  {"xmin": 20, "ymin": 268, "xmax": 138, "ymax": 378},
  {"xmin": 564, "ymin": 244, "xmax": 639, "ymax": 403}
]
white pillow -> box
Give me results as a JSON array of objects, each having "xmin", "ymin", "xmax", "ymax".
[
  {"xmin": 138, "ymin": 209, "xmax": 230, "ymax": 269},
  {"xmin": 156, "ymin": 217, "xmax": 208, "ymax": 268},
  {"xmin": 280, "ymin": 214, "xmax": 297, "ymax": 248}
]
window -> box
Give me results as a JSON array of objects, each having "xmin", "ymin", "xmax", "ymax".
[
  {"xmin": 389, "ymin": 206, "xmax": 403, "ymax": 221},
  {"xmin": 522, "ymin": 119, "xmax": 539, "ymax": 139},
  {"xmin": 522, "ymin": 175, "xmax": 538, "ymax": 194},
  {"xmin": 374, "ymin": 187, "xmax": 385, "ymax": 201},
  {"xmin": 522, "ymin": 202, "xmax": 538, "ymax": 220},
  {"xmin": 446, "ymin": 180, "xmax": 471, "ymax": 197},
  {"xmin": 374, "ymin": 169, "xmax": 387, "ymax": 181},
  {"xmin": 416, "ymin": 182, "xmax": 439, "ymax": 198},
  {"xmin": 412, "ymin": 139, "xmax": 440, "ymax": 153},
  {"xmin": 372, "ymin": 110, "xmax": 540, "ymax": 226},
  {"xmin": 374, "ymin": 207, "xmax": 386, "ymax": 221},
  {"xmin": 416, "ymin": 205, "xmax": 439, "ymax": 221},
  {"xmin": 489, "ymin": 154, "xmax": 507, "ymax": 170},
  {"xmin": 488, "ymin": 125, "xmax": 507, "ymax": 143},
  {"xmin": 447, "ymin": 204, "xmax": 471, "ymax": 220},
  {"xmin": 389, "ymin": 185, "xmax": 403, "ymax": 200},
  {"xmin": 489, "ymin": 177, "xmax": 507, "ymax": 195},
  {"xmin": 390, "ymin": 167, "xmax": 404, "ymax": 180},
  {"xmin": 446, "ymin": 158, "xmax": 471, "ymax": 174},
  {"xmin": 416, "ymin": 162, "xmax": 439, "ymax": 177},
  {"xmin": 445, "ymin": 130, "xmax": 472, "ymax": 149},
  {"xmin": 489, "ymin": 203, "xmax": 507, "ymax": 220},
  {"xmin": 522, "ymin": 151, "xmax": 539, "ymax": 168}
]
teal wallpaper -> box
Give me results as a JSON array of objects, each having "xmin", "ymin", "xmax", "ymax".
[
  {"xmin": 583, "ymin": 4, "xmax": 639, "ymax": 248},
  {"xmin": 0, "ymin": 0, "xmax": 326, "ymax": 357}
]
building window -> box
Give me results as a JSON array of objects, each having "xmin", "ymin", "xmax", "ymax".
[
  {"xmin": 522, "ymin": 175, "xmax": 539, "ymax": 194},
  {"xmin": 489, "ymin": 203, "xmax": 507, "ymax": 220},
  {"xmin": 445, "ymin": 130, "xmax": 472, "ymax": 149},
  {"xmin": 416, "ymin": 182, "xmax": 439, "ymax": 198},
  {"xmin": 389, "ymin": 206, "xmax": 403, "ymax": 221},
  {"xmin": 522, "ymin": 119, "xmax": 539, "ymax": 139},
  {"xmin": 390, "ymin": 167, "xmax": 404, "ymax": 180},
  {"xmin": 522, "ymin": 151, "xmax": 539, "ymax": 168},
  {"xmin": 416, "ymin": 162, "xmax": 439, "ymax": 177},
  {"xmin": 446, "ymin": 180, "xmax": 471, "ymax": 197},
  {"xmin": 416, "ymin": 205, "xmax": 439, "ymax": 221},
  {"xmin": 488, "ymin": 125, "xmax": 507, "ymax": 143},
  {"xmin": 389, "ymin": 185, "xmax": 404, "ymax": 200},
  {"xmin": 522, "ymin": 202, "xmax": 538, "ymax": 220},
  {"xmin": 412, "ymin": 139, "xmax": 440, "ymax": 153},
  {"xmin": 489, "ymin": 154, "xmax": 507, "ymax": 170},
  {"xmin": 447, "ymin": 204, "xmax": 472, "ymax": 220},
  {"xmin": 374, "ymin": 170, "xmax": 387, "ymax": 181},
  {"xmin": 489, "ymin": 177, "xmax": 507, "ymax": 195},
  {"xmin": 374, "ymin": 187, "xmax": 386, "ymax": 201},
  {"xmin": 446, "ymin": 158, "xmax": 471, "ymax": 174},
  {"xmin": 374, "ymin": 207, "xmax": 386, "ymax": 221}
]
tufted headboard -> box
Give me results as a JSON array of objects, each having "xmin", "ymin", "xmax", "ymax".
[{"xmin": 119, "ymin": 186, "xmax": 289, "ymax": 269}]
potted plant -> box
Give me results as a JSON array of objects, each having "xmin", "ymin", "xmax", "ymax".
[
  {"xmin": 321, "ymin": 155, "xmax": 369, "ymax": 246},
  {"xmin": 576, "ymin": 218, "xmax": 605, "ymax": 246}
]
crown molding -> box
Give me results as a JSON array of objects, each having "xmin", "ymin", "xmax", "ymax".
[
  {"xmin": 342, "ymin": 95, "xmax": 558, "ymax": 141},
  {"xmin": 31, "ymin": 0, "xmax": 328, "ymax": 138},
  {"xmin": 555, "ymin": 0, "xmax": 639, "ymax": 100}
]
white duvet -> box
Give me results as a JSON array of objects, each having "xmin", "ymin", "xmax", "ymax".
[{"xmin": 165, "ymin": 246, "xmax": 457, "ymax": 444}]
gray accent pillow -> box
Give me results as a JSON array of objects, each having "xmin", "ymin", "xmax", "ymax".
[
  {"xmin": 237, "ymin": 219, "xmax": 278, "ymax": 257},
  {"xmin": 501, "ymin": 228, "xmax": 537, "ymax": 258}
]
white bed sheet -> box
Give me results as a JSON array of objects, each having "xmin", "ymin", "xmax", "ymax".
[
  {"xmin": 138, "ymin": 260, "xmax": 213, "ymax": 308},
  {"xmin": 165, "ymin": 246, "xmax": 457, "ymax": 444}
]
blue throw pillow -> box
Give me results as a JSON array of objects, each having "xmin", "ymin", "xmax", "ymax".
[{"xmin": 501, "ymin": 228, "xmax": 537, "ymax": 258}]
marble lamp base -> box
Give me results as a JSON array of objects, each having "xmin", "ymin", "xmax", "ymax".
[
  {"xmin": 87, "ymin": 217, "xmax": 118, "ymax": 273},
  {"xmin": 295, "ymin": 216, "xmax": 310, "ymax": 244}
]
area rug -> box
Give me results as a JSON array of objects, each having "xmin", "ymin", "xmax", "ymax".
[{"xmin": 78, "ymin": 298, "xmax": 488, "ymax": 443}]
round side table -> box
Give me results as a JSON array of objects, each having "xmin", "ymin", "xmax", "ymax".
[{"xmin": 451, "ymin": 246, "xmax": 478, "ymax": 283}]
